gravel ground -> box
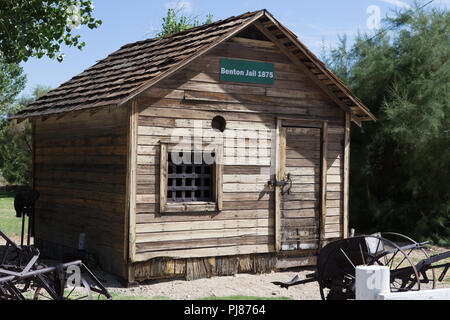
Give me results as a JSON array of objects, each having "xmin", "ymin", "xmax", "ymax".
[
  {"xmin": 104, "ymin": 269, "xmax": 322, "ymax": 300},
  {"xmin": 2, "ymin": 235, "xmax": 447, "ymax": 300},
  {"xmin": 101, "ymin": 245, "xmax": 449, "ymax": 300}
]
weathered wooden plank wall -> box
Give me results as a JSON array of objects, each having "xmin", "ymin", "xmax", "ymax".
[
  {"xmin": 133, "ymin": 36, "xmax": 345, "ymax": 265},
  {"xmin": 33, "ymin": 107, "xmax": 128, "ymax": 278},
  {"xmin": 281, "ymin": 127, "xmax": 322, "ymax": 251}
]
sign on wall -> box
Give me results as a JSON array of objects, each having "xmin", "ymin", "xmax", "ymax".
[{"xmin": 220, "ymin": 58, "xmax": 274, "ymax": 85}]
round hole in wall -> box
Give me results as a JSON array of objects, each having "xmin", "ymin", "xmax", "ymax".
[{"xmin": 211, "ymin": 116, "xmax": 226, "ymax": 132}]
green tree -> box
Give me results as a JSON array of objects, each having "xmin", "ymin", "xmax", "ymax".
[
  {"xmin": 0, "ymin": 86, "xmax": 51, "ymax": 186},
  {"xmin": 324, "ymin": 3, "xmax": 449, "ymax": 244},
  {"xmin": 0, "ymin": 55, "xmax": 26, "ymax": 117},
  {"xmin": 0, "ymin": 0, "xmax": 102, "ymax": 63},
  {"xmin": 0, "ymin": 52, "xmax": 27, "ymax": 185},
  {"xmin": 157, "ymin": 8, "xmax": 213, "ymax": 37}
]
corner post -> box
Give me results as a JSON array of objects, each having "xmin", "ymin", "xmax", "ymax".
[
  {"xmin": 274, "ymin": 119, "xmax": 282, "ymax": 252},
  {"xmin": 127, "ymin": 100, "xmax": 138, "ymax": 263},
  {"xmin": 343, "ymin": 113, "xmax": 351, "ymax": 239},
  {"xmin": 319, "ymin": 121, "xmax": 328, "ymax": 249}
]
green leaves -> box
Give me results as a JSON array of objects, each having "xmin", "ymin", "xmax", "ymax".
[
  {"xmin": 0, "ymin": 119, "xmax": 32, "ymax": 186},
  {"xmin": 0, "ymin": 0, "xmax": 102, "ymax": 64},
  {"xmin": 324, "ymin": 3, "xmax": 449, "ymax": 244},
  {"xmin": 0, "ymin": 85, "xmax": 51, "ymax": 186},
  {"xmin": 157, "ymin": 8, "xmax": 213, "ymax": 38},
  {"xmin": 0, "ymin": 55, "xmax": 26, "ymax": 117}
]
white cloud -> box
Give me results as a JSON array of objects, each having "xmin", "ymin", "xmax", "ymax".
[
  {"xmin": 165, "ymin": 0, "xmax": 194, "ymax": 14},
  {"xmin": 378, "ymin": 0, "xmax": 412, "ymax": 9}
]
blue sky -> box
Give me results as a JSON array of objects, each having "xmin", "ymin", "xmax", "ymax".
[{"xmin": 19, "ymin": 0, "xmax": 449, "ymax": 96}]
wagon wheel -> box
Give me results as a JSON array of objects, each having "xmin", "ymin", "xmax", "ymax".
[
  {"xmin": 32, "ymin": 275, "xmax": 92, "ymax": 300},
  {"xmin": 381, "ymin": 232, "xmax": 436, "ymax": 290},
  {"xmin": 366, "ymin": 235, "xmax": 421, "ymax": 293},
  {"xmin": 319, "ymin": 235, "xmax": 421, "ymax": 300}
]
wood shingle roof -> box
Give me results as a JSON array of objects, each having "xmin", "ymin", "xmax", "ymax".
[{"xmin": 12, "ymin": 10, "xmax": 375, "ymax": 124}]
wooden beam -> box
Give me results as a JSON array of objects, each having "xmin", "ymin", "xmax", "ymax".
[
  {"xmin": 127, "ymin": 99, "xmax": 138, "ymax": 263},
  {"xmin": 274, "ymin": 118, "xmax": 282, "ymax": 252},
  {"xmin": 319, "ymin": 121, "xmax": 328, "ymax": 248},
  {"xmin": 135, "ymin": 244, "xmax": 274, "ymax": 261},
  {"xmin": 279, "ymin": 118, "xmax": 324, "ymax": 128},
  {"xmin": 215, "ymin": 145, "xmax": 224, "ymax": 212},
  {"xmin": 277, "ymin": 125, "xmax": 286, "ymax": 250},
  {"xmin": 31, "ymin": 119, "xmax": 36, "ymax": 237},
  {"xmin": 279, "ymin": 127, "xmax": 286, "ymax": 181},
  {"xmin": 159, "ymin": 142, "xmax": 168, "ymax": 214},
  {"xmin": 343, "ymin": 113, "xmax": 351, "ymax": 238},
  {"xmin": 253, "ymin": 21, "xmax": 354, "ymax": 119},
  {"xmin": 276, "ymin": 256, "xmax": 317, "ymax": 269},
  {"xmin": 351, "ymin": 115, "xmax": 362, "ymax": 127}
]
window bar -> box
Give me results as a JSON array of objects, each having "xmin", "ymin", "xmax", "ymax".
[
  {"xmin": 182, "ymin": 160, "xmax": 186, "ymax": 202},
  {"xmin": 201, "ymin": 164, "xmax": 206, "ymax": 200},
  {"xmin": 172, "ymin": 159, "xmax": 177, "ymax": 202},
  {"xmin": 191, "ymin": 156, "xmax": 195, "ymax": 202}
]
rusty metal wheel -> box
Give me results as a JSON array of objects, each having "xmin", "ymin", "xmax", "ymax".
[
  {"xmin": 33, "ymin": 275, "xmax": 92, "ymax": 300},
  {"xmin": 318, "ymin": 235, "xmax": 421, "ymax": 300},
  {"xmin": 381, "ymin": 232, "xmax": 436, "ymax": 289}
]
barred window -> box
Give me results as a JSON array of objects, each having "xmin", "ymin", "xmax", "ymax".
[
  {"xmin": 167, "ymin": 152, "xmax": 214, "ymax": 202},
  {"xmin": 159, "ymin": 143, "xmax": 223, "ymax": 214}
]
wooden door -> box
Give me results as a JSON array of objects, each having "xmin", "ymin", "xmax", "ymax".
[{"xmin": 278, "ymin": 122, "xmax": 327, "ymax": 252}]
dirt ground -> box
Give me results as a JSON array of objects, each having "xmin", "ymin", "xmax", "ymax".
[
  {"xmin": 99, "ymin": 245, "xmax": 449, "ymax": 300},
  {"xmin": 2, "ymin": 234, "xmax": 448, "ymax": 300},
  {"xmin": 103, "ymin": 268, "xmax": 322, "ymax": 300}
]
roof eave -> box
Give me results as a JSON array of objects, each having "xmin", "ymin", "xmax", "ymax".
[
  {"xmin": 11, "ymin": 9, "xmax": 376, "ymax": 124},
  {"xmin": 261, "ymin": 11, "xmax": 376, "ymax": 123}
]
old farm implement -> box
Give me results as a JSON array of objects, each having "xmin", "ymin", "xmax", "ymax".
[
  {"xmin": 0, "ymin": 229, "xmax": 112, "ymax": 300},
  {"xmin": 0, "ymin": 190, "xmax": 112, "ymax": 300},
  {"xmin": 273, "ymin": 232, "xmax": 450, "ymax": 300}
]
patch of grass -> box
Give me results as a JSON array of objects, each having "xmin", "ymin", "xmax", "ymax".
[
  {"xmin": 106, "ymin": 293, "xmax": 151, "ymax": 300},
  {"xmin": 24, "ymin": 289, "xmax": 159, "ymax": 301},
  {"xmin": 105, "ymin": 292, "xmax": 173, "ymax": 300},
  {"xmin": 200, "ymin": 296, "xmax": 292, "ymax": 300},
  {"xmin": 106, "ymin": 294, "xmax": 290, "ymax": 301},
  {"xmin": 149, "ymin": 296, "xmax": 173, "ymax": 300},
  {"xmin": 111, "ymin": 295, "xmax": 291, "ymax": 300},
  {"xmin": 0, "ymin": 192, "xmax": 23, "ymax": 238}
]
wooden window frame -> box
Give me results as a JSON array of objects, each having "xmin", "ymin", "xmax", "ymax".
[{"xmin": 159, "ymin": 142, "xmax": 223, "ymax": 214}]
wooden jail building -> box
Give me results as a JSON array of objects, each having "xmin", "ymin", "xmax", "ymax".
[{"xmin": 12, "ymin": 10, "xmax": 375, "ymax": 283}]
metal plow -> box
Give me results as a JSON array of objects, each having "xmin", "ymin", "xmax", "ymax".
[
  {"xmin": 272, "ymin": 232, "xmax": 449, "ymax": 300},
  {"xmin": 0, "ymin": 230, "xmax": 112, "ymax": 300}
]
